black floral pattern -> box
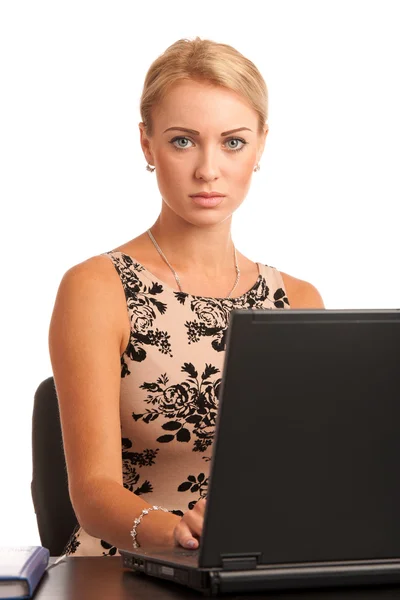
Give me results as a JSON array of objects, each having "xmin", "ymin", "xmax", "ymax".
[
  {"xmin": 186, "ymin": 298, "xmax": 232, "ymax": 351},
  {"xmin": 107, "ymin": 253, "xmax": 172, "ymax": 377},
  {"xmin": 63, "ymin": 253, "xmax": 290, "ymax": 556},
  {"xmin": 176, "ymin": 275, "xmax": 285, "ymax": 352},
  {"xmin": 133, "ymin": 363, "xmax": 220, "ymax": 454},
  {"xmin": 63, "ymin": 524, "xmax": 81, "ymax": 555},
  {"xmin": 122, "ymin": 437, "xmax": 158, "ymax": 494},
  {"xmin": 100, "ymin": 540, "xmax": 118, "ymax": 556},
  {"xmin": 274, "ymin": 288, "xmax": 290, "ymax": 309},
  {"xmin": 178, "ymin": 472, "xmax": 209, "ymax": 510}
]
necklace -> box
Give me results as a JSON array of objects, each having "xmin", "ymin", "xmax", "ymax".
[{"xmin": 146, "ymin": 229, "xmax": 241, "ymax": 298}]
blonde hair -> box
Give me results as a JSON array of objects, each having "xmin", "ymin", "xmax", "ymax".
[{"xmin": 140, "ymin": 37, "xmax": 268, "ymax": 136}]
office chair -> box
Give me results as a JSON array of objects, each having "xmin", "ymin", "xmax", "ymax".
[{"xmin": 31, "ymin": 376, "xmax": 78, "ymax": 555}]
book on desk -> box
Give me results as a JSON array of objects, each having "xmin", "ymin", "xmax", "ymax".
[{"xmin": 0, "ymin": 546, "xmax": 49, "ymax": 599}]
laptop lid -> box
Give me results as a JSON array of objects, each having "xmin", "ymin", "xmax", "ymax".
[{"xmin": 199, "ymin": 309, "xmax": 400, "ymax": 569}]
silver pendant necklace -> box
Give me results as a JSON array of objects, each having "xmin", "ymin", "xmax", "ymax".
[{"xmin": 147, "ymin": 229, "xmax": 240, "ymax": 298}]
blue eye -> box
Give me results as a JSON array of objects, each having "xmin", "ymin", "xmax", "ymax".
[
  {"xmin": 225, "ymin": 138, "xmax": 246, "ymax": 152},
  {"xmin": 169, "ymin": 136, "xmax": 248, "ymax": 152},
  {"xmin": 170, "ymin": 137, "xmax": 194, "ymax": 150}
]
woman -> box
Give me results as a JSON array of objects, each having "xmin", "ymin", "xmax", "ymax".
[{"xmin": 49, "ymin": 37, "xmax": 324, "ymax": 557}]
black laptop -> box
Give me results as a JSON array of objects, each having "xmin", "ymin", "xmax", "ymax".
[{"xmin": 120, "ymin": 309, "xmax": 400, "ymax": 595}]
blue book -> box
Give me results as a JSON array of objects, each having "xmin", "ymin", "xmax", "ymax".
[{"xmin": 0, "ymin": 546, "xmax": 49, "ymax": 599}]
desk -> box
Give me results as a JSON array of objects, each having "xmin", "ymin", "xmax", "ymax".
[{"xmin": 34, "ymin": 557, "xmax": 400, "ymax": 599}]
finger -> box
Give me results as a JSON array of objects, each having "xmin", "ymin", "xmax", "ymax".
[
  {"xmin": 174, "ymin": 520, "xmax": 200, "ymax": 550},
  {"xmin": 182, "ymin": 509, "xmax": 204, "ymax": 538},
  {"xmin": 193, "ymin": 498, "xmax": 206, "ymax": 515}
]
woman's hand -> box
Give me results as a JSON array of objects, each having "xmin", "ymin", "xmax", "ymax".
[{"xmin": 173, "ymin": 499, "xmax": 206, "ymax": 550}]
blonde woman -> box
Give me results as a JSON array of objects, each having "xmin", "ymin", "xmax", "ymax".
[{"xmin": 49, "ymin": 37, "xmax": 324, "ymax": 557}]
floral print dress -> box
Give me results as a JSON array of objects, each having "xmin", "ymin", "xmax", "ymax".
[{"xmin": 64, "ymin": 251, "xmax": 290, "ymax": 556}]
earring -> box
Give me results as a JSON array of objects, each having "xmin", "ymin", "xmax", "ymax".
[
  {"xmin": 253, "ymin": 163, "xmax": 260, "ymax": 172},
  {"xmin": 146, "ymin": 164, "xmax": 155, "ymax": 173}
]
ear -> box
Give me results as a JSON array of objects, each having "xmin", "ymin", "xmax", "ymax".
[
  {"xmin": 139, "ymin": 122, "xmax": 155, "ymax": 165},
  {"xmin": 256, "ymin": 124, "xmax": 269, "ymax": 163}
]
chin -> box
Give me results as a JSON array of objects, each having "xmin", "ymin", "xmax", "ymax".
[
  {"xmin": 182, "ymin": 209, "xmax": 235, "ymax": 228},
  {"xmin": 162, "ymin": 195, "xmax": 241, "ymax": 226}
]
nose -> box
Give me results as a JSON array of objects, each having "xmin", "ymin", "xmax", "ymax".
[{"xmin": 194, "ymin": 147, "xmax": 220, "ymax": 182}]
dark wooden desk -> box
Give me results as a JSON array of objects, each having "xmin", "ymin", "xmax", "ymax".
[{"xmin": 34, "ymin": 557, "xmax": 400, "ymax": 599}]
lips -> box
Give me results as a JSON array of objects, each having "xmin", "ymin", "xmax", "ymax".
[
  {"xmin": 190, "ymin": 192, "xmax": 225, "ymax": 198},
  {"xmin": 190, "ymin": 194, "xmax": 225, "ymax": 208}
]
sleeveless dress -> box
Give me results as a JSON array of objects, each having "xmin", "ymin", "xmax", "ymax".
[{"xmin": 64, "ymin": 251, "xmax": 290, "ymax": 556}]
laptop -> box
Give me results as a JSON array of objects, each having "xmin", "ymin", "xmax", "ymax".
[{"xmin": 120, "ymin": 309, "xmax": 400, "ymax": 595}]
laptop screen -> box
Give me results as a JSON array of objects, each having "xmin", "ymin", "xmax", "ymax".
[{"xmin": 200, "ymin": 309, "xmax": 400, "ymax": 568}]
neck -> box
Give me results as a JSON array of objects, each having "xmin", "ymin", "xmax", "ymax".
[{"xmin": 149, "ymin": 213, "xmax": 237, "ymax": 279}]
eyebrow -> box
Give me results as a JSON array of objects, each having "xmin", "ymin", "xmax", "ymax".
[{"xmin": 163, "ymin": 126, "xmax": 253, "ymax": 136}]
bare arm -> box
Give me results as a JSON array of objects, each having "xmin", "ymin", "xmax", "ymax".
[
  {"xmin": 281, "ymin": 272, "xmax": 325, "ymax": 309},
  {"xmin": 49, "ymin": 256, "xmax": 181, "ymax": 551}
]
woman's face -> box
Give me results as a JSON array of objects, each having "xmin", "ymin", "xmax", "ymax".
[{"xmin": 140, "ymin": 79, "xmax": 267, "ymax": 227}]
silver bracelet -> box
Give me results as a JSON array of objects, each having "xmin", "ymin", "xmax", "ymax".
[{"xmin": 130, "ymin": 505, "xmax": 169, "ymax": 549}]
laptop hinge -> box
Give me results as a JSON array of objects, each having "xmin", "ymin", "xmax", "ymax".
[{"xmin": 221, "ymin": 553, "xmax": 261, "ymax": 571}]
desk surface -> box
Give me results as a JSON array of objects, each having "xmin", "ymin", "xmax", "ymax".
[{"xmin": 34, "ymin": 557, "xmax": 400, "ymax": 600}]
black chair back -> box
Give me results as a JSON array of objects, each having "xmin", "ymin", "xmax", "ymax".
[{"xmin": 31, "ymin": 377, "xmax": 78, "ymax": 555}]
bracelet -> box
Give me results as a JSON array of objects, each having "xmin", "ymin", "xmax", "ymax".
[{"xmin": 130, "ymin": 505, "xmax": 169, "ymax": 549}]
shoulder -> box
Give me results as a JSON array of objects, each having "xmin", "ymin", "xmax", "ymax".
[
  {"xmin": 58, "ymin": 254, "xmax": 121, "ymax": 296},
  {"xmin": 52, "ymin": 254, "xmax": 127, "ymax": 328},
  {"xmin": 50, "ymin": 254, "xmax": 129, "ymax": 355},
  {"xmin": 280, "ymin": 271, "xmax": 325, "ymax": 309}
]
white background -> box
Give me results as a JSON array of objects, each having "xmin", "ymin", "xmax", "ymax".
[{"xmin": 1, "ymin": 0, "xmax": 399, "ymax": 547}]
